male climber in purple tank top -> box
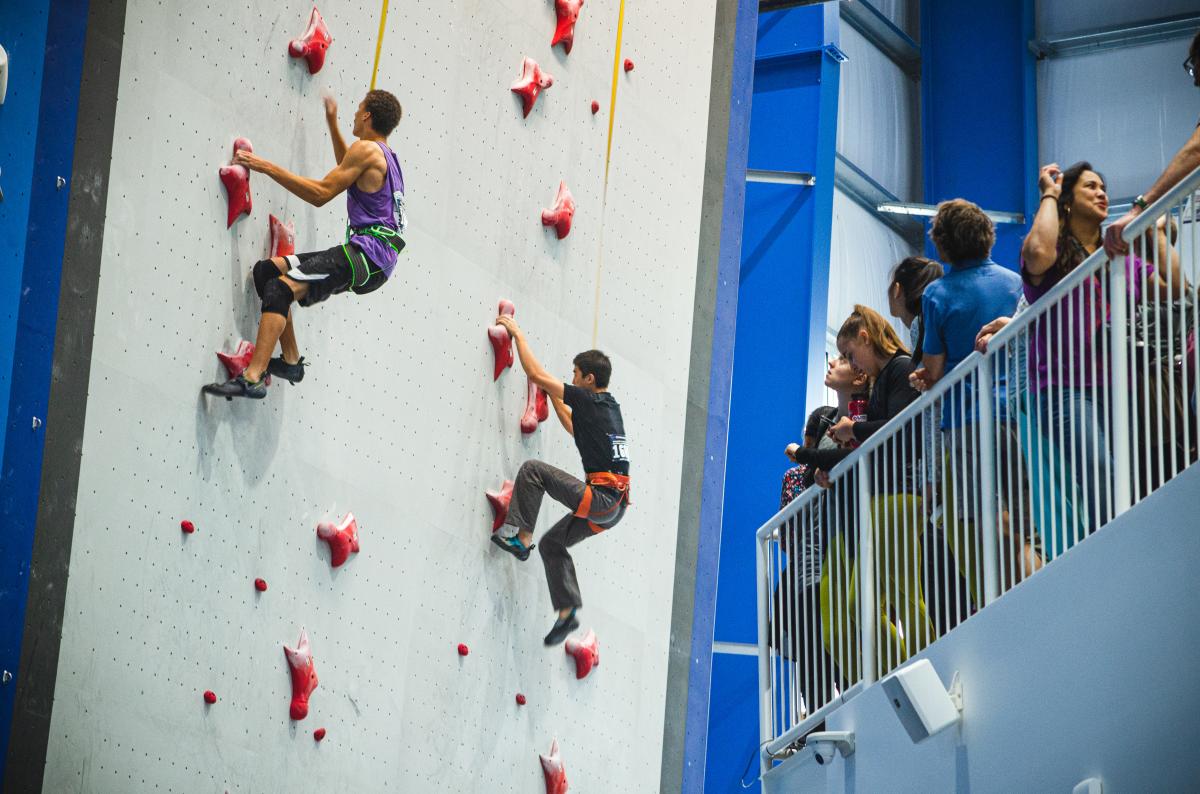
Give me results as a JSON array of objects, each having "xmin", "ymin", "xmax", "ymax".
[{"xmin": 203, "ymin": 90, "xmax": 407, "ymax": 400}]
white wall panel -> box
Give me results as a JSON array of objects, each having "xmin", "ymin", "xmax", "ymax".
[
  {"xmin": 827, "ymin": 188, "xmax": 918, "ymax": 345},
  {"xmin": 837, "ymin": 24, "xmax": 923, "ymax": 202},
  {"xmin": 1037, "ymin": 37, "xmax": 1199, "ymax": 200},
  {"xmin": 40, "ymin": 1, "xmax": 718, "ymax": 791}
]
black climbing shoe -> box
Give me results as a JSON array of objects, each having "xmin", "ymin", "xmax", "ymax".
[
  {"xmin": 202, "ymin": 374, "xmax": 267, "ymax": 401},
  {"xmin": 491, "ymin": 534, "xmax": 534, "ymax": 562},
  {"xmin": 267, "ymin": 356, "xmax": 307, "ymax": 384},
  {"xmin": 543, "ymin": 610, "xmax": 580, "ymax": 646}
]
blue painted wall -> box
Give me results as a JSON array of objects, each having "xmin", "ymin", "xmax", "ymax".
[
  {"xmin": 705, "ymin": 6, "xmax": 841, "ymax": 790},
  {"xmin": 0, "ymin": 0, "xmax": 90, "ymax": 774},
  {"xmin": 0, "ymin": 2, "xmax": 51, "ymax": 467},
  {"xmin": 920, "ymin": 0, "xmax": 1037, "ymax": 270}
]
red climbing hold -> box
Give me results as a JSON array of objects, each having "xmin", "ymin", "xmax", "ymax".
[
  {"xmin": 539, "ymin": 739, "xmax": 568, "ymax": 794},
  {"xmin": 203, "ymin": 690, "xmax": 217, "ymax": 704},
  {"xmin": 314, "ymin": 727, "xmax": 327, "ymax": 741},
  {"xmin": 552, "ymin": 0, "xmax": 585, "ymax": 54},
  {"xmin": 284, "ymin": 628, "xmax": 319, "ymax": 721},
  {"xmin": 541, "ymin": 181, "xmax": 576, "ymax": 240},
  {"xmin": 516, "ymin": 693, "xmax": 527, "ymax": 706},
  {"xmin": 216, "ymin": 339, "xmax": 270, "ymax": 385},
  {"xmin": 254, "ymin": 578, "xmax": 268, "ymax": 592},
  {"xmin": 288, "ymin": 6, "xmax": 333, "ymax": 75},
  {"xmin": 564, "ymin": 629, "xmax": 599, "ymax": 680},
  {"xmin": 489, "ymin": 299, "xmax": 516, "ymax": 380},
  {"xmin": 590, "ymin": 100, "xmax": 600, "ymax": 114},
  {"xmin": 270, "ymin": 214, "xmax": 295, "ymax": 258},
  {"xmin": 316, "ymin": 513, "xmax": 360, "ymax": 568},
  {"xmin": 457, "ymin": 643, "xmax": 470, "ymax": 657},
  {"xmin": 511, "ymin": 57, "xmax": 554, "ymax": 118},
  {"xmin": 219, "ymin": 138, "xmax": 253, "ymax": 228},
  {"xmin": 521, "ymin": 379, "xmax": 550, "ymax": 434},
  {"xmin": 181, "ymin": 520, "xmax": 196, "ymax": 534},
  {"xmin": 623, "ymin": 58, "xmax": 635, "ymax": 72},
  {"xmin": 486, "ymin": 480, "xmax": 515, "ymax": 531}
]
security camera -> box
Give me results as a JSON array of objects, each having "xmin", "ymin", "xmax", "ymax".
[
  {"xmin": 881, "ymin": 660, "xmax": 962, "ymax": 743},
  {"xmin": 806, "ymin": 731, "xmax": 855, "ymax": 765}
]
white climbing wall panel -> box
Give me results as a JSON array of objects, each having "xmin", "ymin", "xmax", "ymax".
[{"xmin": 41, "ymin": 1, "xmax": 717, "ymax": 791}]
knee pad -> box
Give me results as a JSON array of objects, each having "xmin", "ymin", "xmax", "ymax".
[
  {"xmin": 261, "ymin": 277, "xmax": 295, "ymax": 317},
  {"xmin": 252, "ymin": 259, "xmax": 281, "ymax": 298}
]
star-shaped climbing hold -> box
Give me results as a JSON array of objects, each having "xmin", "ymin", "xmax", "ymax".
[
  {"xmin": 219, "ymin": 138, "xmax": 253, "ymax": 228},
  {"xmin": 316, "ymin": 513, "xmax": 360, "ymax": 568},
  {"xmin": 488, "ymin": 299, "xmax": 516, "ymax": 380},
  {"xmin": 539, "ymin": 739, "xmax": 568, "ymax": 794},
  {"xmin": 511, "ymin": 57, "xmax": 554, "ymax": 118},
  {"xmin": 541, "ymin": 181, "xmax": 576, "ymax": 240},
  {"xmin": 289, "ymin": 6, "xmax": 333, "ymax": 75},
  {"xmin": 270, "ymin": 214, "xmax": 295, "ymax": 258},
  {"xmin": 552, "ymin": 0, "xmax": 585, "ymax": 54},
  {"xmin": 283, "ymin": 628, "xmax": 319, "ymax": 720},
  {"xmin": 486, "ymin": 480, "xmax": 515, "ymax": 531},
  {"xmin": 564, "ymin": 629, "xmax": 599, "ymax": 680}
]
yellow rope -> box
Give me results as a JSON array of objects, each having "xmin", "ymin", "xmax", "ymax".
[
  {"xmin": 369, "ymin": 0, "xmax": 390, "ymax": 91},
  {"xmin": 592, "ymin": 0, "xmax": 627, "ymax": 346}
]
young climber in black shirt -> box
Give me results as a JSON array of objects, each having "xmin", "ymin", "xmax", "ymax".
[{"xmin": 490, "ymin": 314, "xmax": 631, "ymax": 645}]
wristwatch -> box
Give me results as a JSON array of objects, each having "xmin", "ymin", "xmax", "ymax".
[{"xmin": 1133, "ymin": 195, "xmax": 1148, "ymax": 210}]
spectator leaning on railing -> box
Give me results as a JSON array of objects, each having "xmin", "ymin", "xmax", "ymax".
[
  {"xmin": 1104, "ymin": 31, "xmax": 1200, "ymax": 259},
  {"xmin": 911, "ymin": 199, "xmax": 1042, "ymax": 591},
  {"xmin": 887, "ymin": 256, "xmax": 944, "ymax": 365}
]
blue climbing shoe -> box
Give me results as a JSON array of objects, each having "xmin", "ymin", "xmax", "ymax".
[{"xmin": 491, "ymin": 534, "xmax": 534, "ymax": 562}]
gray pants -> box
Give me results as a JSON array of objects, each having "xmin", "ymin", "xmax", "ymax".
[{"xmin": 501, "ymin": 459, "xmax": 627, "ymax": 610}]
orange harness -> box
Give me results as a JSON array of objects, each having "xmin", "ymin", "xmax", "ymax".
[{"xmin": 573, "ymin": 473, "xmax": 632, "ymax": 532}]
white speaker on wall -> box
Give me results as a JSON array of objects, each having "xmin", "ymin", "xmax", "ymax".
[{"xmin": 881, "ymin": 659, "xmax": 963, "ymax": 743}]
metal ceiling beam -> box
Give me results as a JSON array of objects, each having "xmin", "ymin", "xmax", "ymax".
[
  {"xmin": 759, "ymin": 0, "xmax": 829, "ymax": 12},
  {"xmin": 746, "ymin": 168, "xmax": 816, "ymax": 186},
  {"xmin": 833, "ymin": 153, "xmax": 925, "ymax": 247},
  {"xmin": 839, "ymin": 0, "xmax": 921, "ymax": 79},
  {"xmin": 877, "ymin": 201, "xmax": 1025, "ymax": 226},
  {"xmin": 1030, "ymin": 12, "xmax": 1200, "ymax": 59}
]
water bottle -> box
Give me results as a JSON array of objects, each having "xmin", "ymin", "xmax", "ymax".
[{"xmin": 847, "ymin": 393, "xmax": 868, "ymax": 448}]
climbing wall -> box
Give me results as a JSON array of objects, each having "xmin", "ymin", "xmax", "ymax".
[{"xmin": 39, "ymin": 1, "xmax": 718, "ymax": 791}]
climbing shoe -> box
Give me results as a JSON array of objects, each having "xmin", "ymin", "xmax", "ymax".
[
  {"xmin": 543, "ymin": 610, "xmax": 580, "ymax": 646},
  {"xmin": 267, "ymin": 356, "xmax": 307, "ymax": 384},
  {"xmin": 202, "ymin": 374, "xmax": 267, "ymax": 401},
  {"xmin": 491, "ymin": 534, "xmax": 534, "ymax": 562}
]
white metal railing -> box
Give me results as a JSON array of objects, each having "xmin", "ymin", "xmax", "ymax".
[{"xmin": 755, "ymin": 166, "xmax": 1200, "ymax": 771}]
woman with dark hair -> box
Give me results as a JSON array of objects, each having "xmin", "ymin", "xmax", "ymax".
[
  {"xmin": 887, "ymin": 256, "xmax": 943, "ymax": 364},
  {"xmin": 1022, "ymin": 160, "xmax": 1181, "ymax": 543}
]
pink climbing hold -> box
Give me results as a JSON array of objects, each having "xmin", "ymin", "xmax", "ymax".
[
  {"xmin": 521, "ymin": 379, "xmax": 550, "ymax": 434},
  {"xmin": 314, "ymin": 727, "xmax": 327, "ymax": 741},
  {"xmin": 218, "ymin": 138, "xmax": 253, "ymax": 228},
  {"xmin": 511, "ymin": 57, "xmax": 554, "ymax": 118},
  {"xmin": 515, "ymin": 693, "xmax": 527, "ymax": 706},
  {"xmin": 457, "ymin": 643, "xmax": 470, "ymax": 657},
  {"xmin": 270, "ymin": 214, "xmax": 296, "ymax": 258},
  {"xmin": 316, "ymin": 513, "xmax": 360, "ymax": 568},
  {"xmin": 216, "ymin": 339, "xmax": 270, "ymax": 385},
  {"xmin": 552, "ymin": 0, "xmax": 585, "ymax": 54},
  {"xmin": 488, "ymin": 299, "xmax": 516, "ymax": 380},
  {"xmin": 539, "ymin": 739, "xmax": 568, "ymax": 794},
  {"xmin": 203, "ymin": 690, "xmax": 217, "ymax": 705},
  {"xmin": 180, "ymin": 519, "xmax": 196, "ymax": 534},
  {"xmin": 288, "ymin": 6, "xmax": 333, "ymax": 75},
  {"xmin": 564, "ymin": 629, "xmax": 599, "ymax": 680},
  {"xmin": 486, "ymin": 480, "xmax": 515, "ymax": 532},
  {"xmin": 623, "ymin": 58, "xmax": 635, "ymax": 72},
  {"xmin": 254, "ymin": 578, "xmax": 268, "ymax": 592},
  {"xmin": 590, "ymin": 100, "xmax": 600, "ymax": 114},
  {"xmin": 541, "ymin": 181, "xmax": 576, "ymax": 240},
  {"xmin": 283, "ymin": 628, "xmax": 319, "ymax": 721}
]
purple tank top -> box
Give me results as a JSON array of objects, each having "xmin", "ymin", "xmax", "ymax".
[{"xmin": 347, "ymin": 141, "xmax": 406, "ymax": 278}]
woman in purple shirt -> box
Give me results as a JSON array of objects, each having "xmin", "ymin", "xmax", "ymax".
[{"xmin": 1021, "ymin": 161, "xmax": 1181, "ymax": 535}]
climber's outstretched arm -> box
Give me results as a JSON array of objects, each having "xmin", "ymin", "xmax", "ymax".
[
  {"xmin": 493, "ymin": 316, "xmax": 565, "ymax": 402},
  {"xmin": 234, "ymin": 140, "xmax": 375, "ymax": 208},
  {"xmin": 323, "ymin": 95, "xmax": 349, "ymax": 164},
  {"xmin": 550, "ymin": 394, "xmax": 573, "ymax": 436}
]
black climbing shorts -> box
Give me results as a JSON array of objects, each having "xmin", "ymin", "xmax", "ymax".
[{"xmin": 284, "ymin": 243, "xmax": 388, "ymax": 307}]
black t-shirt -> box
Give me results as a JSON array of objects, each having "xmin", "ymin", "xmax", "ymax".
[{"xmin": 563, "ymin": 384, "xmax": 630, "ymax": 475}]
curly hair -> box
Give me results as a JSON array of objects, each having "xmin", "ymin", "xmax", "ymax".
[
  {"xmin": 363, "ymin": 89, "xmax": 403, "ymax": 136},
  {"xmin": 929, "ymin": 199, "xmax": 995, "ymax": 265}
]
